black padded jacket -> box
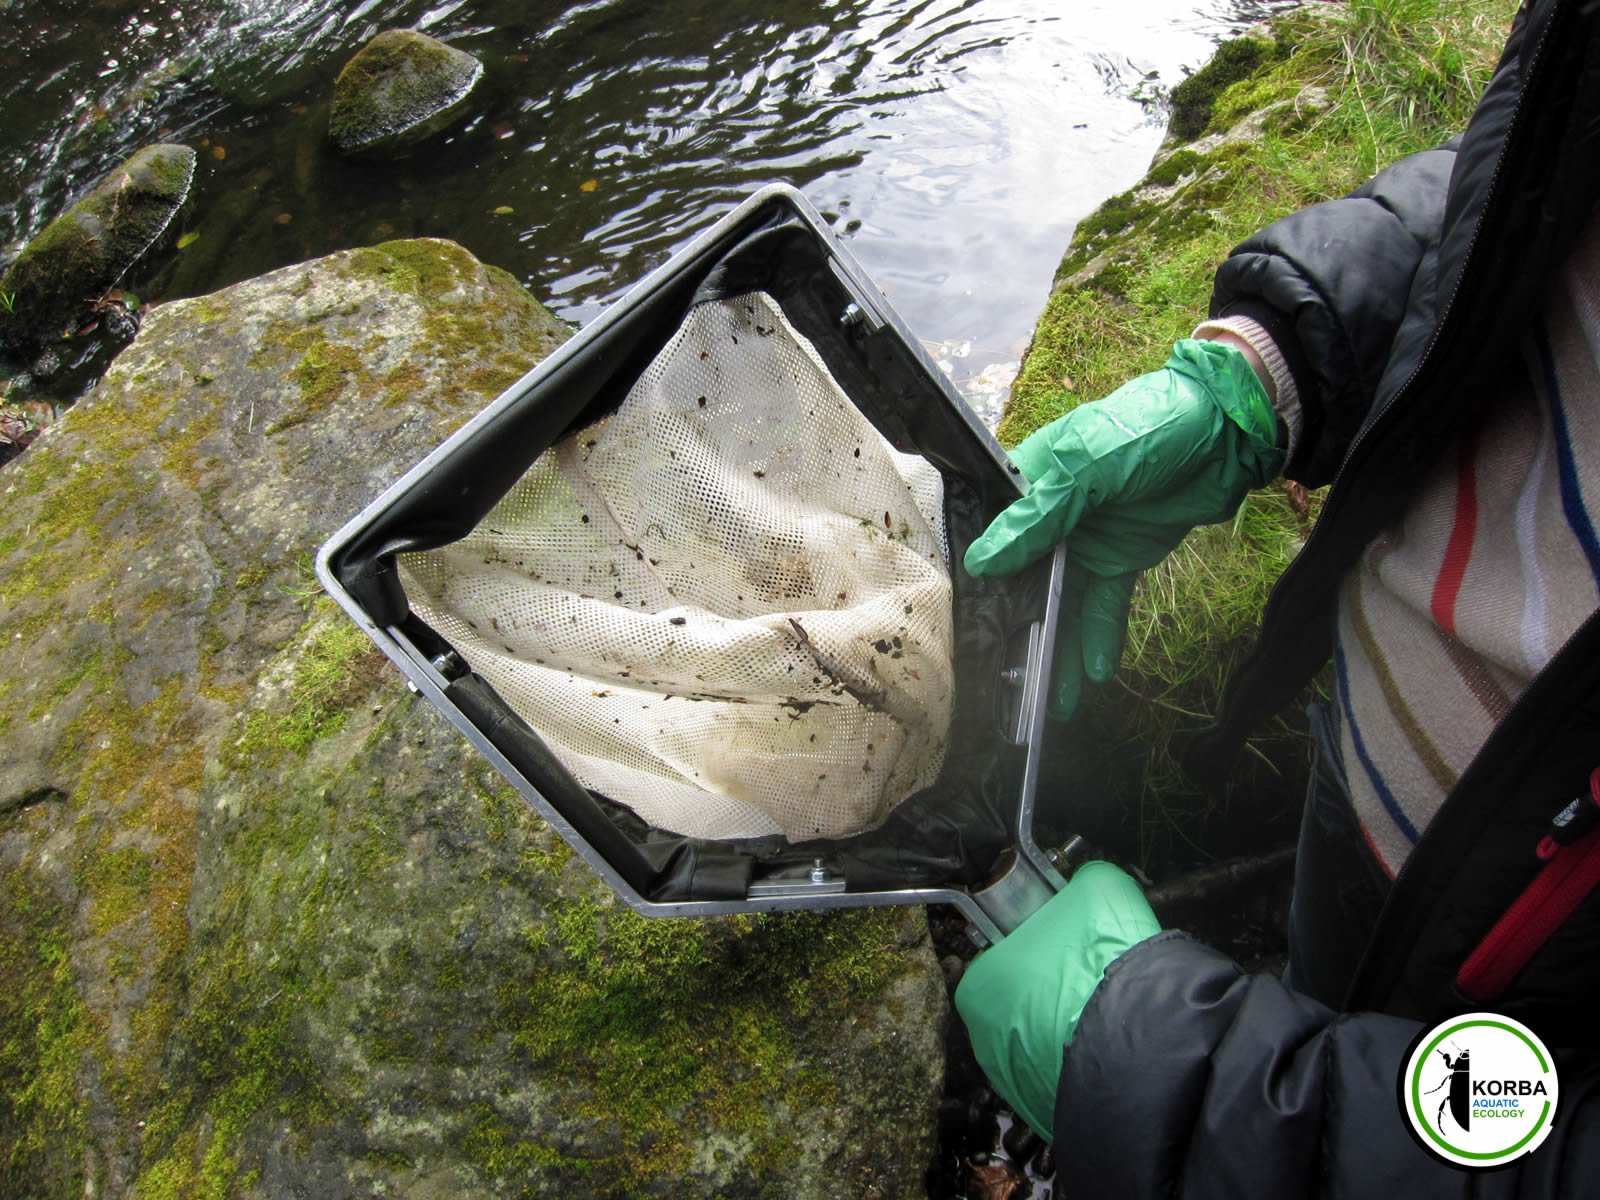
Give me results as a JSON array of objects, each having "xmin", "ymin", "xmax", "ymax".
[{"xmin": 1055, "ymin": 0, "xmax": 1600, "ymax": 1192}]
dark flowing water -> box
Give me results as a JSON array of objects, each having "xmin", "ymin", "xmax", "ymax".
[{"xmin": 2, "ymin": 0, "xmax": 1290, "ymax": 422}]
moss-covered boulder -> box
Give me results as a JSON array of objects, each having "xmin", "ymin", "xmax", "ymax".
[
  {"xmin": 329, "ymin": 30, "xmax": 484, "ymax": 160},
  {"xmin": 0, "ymin": 143, "xmax": 194, "ymax": 355},
  {"xmin": 0, "ymin": 238, "xmax": 946, "ymax": 1198}
]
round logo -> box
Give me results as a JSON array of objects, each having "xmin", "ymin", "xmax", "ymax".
[{"xmin": 1400, "ymin": 1013, "xmax": 1560, "ymax": 1168}]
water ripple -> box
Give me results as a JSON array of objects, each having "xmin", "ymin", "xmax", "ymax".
[{"xmin": 1, "ymin": 0, "xmax": 1298, "ymax": 414}]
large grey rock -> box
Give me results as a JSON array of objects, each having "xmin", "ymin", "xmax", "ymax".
[
  {"xmin": 0, "ymin": 239, "xmax": 946, "ymax": 1198},
  {"xmin": 329, "ymin": 30, "xmax": 484, "ymax": 160},
  {"xmin": 0, "ymin": 144, "xmax": 194, "ymax": 354}
]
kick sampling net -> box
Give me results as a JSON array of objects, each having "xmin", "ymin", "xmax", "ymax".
[
  {"xmin": 400, "ymin": 292, "xmax": 955, "ymax": 841},
  {"xmin": 320, "ymin": 187, "xmax": 1065, "ymax": 917}
]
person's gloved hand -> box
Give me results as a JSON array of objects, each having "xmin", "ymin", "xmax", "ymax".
[
  {"xmin": 965, "ymin": 339, "xmax": 1283, "ymax": 718},
  {"xmin": 953, "ymin": 862, "xmax": 1160, "ymax": 1138}
]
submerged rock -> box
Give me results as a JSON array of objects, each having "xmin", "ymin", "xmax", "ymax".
[
  {"xmin": 0, "ymin": 143, "xmax": 194, "ymax": 355},
  {"xmin": 329, "ymin": 29, "xmax": 484, "ymax": 159},
  {"xmin": 0, "ymin": 238, "xmax": 945, "ymax": 1198}
]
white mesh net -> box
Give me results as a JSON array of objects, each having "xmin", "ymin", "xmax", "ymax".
[{"xmin": 400, "ymin": 291, "xmax": 953, "ymax": 841}]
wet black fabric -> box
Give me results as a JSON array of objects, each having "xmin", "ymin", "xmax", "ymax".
[{"xmin": 329, "ymin": 197, "xmax": 1052, "ymax": 900}]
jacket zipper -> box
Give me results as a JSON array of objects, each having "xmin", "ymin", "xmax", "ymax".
[{"xmin": 1458, "ymin": 766, "xmax": 1600, "ymax": 1001}]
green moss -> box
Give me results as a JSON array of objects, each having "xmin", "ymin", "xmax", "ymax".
[
  {"xmin": 159, "ymin": 403, "xmax": 222, "ymax": 490},
  {"xmin": 461, "ymin": 1104, "xmax": 596, "ymax": 1180},
  {"xmin": 45, "ymin": 667, "xmax": 203, "ymax": 1116},
  {"xmin": 0, "ymin": 340, "xmax": 233, "ymax": 1181},
  {"xmin": 340, "ymin": 237, "xmax": 474, "ymax": 300},
  {"xmin": 364, "ymin": 1147, "xmax": 415, "ymax": 1171},
  {"xmin": 1, "ymin": 463, "xmax": 126, "ymax": 614},
  {"xmin": 187, "ymin": 295, "xmax": 231, "ymax": 326},
  {"xmin": 1145, "ymin": 147, "xmax": 1205, "ymax": 187},
  {"xmin": 244, "ymin": 316, "xmax": 375, "ymax": 433},
  {"xmin": 326, "ymin": 241, "xmax": 566, "ymax": 410},
  {"xmin": 225, "ymin": 600, "xmax": 387, "ymax": 769},
  {"xmin": 130, "ymin": 687, "xmax": 439, "ymax": 1198},
  {"xmin": 285, "ymin": 340, "xmax": 364, "ymax": 428},
  {"xmin": 26, "ymin": 646, "xmax": 104, "ymax": 721},
  {"xmin": 1209, "ymin": 69, "xmax": 1307, "ymax": 134},
  {"xmin": 144, "ymin": 145, "xmax": 195, "ymax": 194},
  {"xmin": 11, "ymin": 210, "xmax": 96, "ymax": 274},
  {"xmin": 376, "ymin": 237, "xmax": 478, "ymax": 294},
  {"xmin": 382, "ymin": 360, "xmax": 428, "ymax": 406},
  {"xmin": 1168, "ymin": 35, "xmax": 1277, "ymax": 140},
  {"xmin": 135, "ymin": 933, "xmax": 336, "ymax": 1200},
  {"xmin": 345, "ymin": 813, "xmax": 406, "ymax": 879},
  {"xmin": 0, "ymin": 871, "xmax": 93, "ymax": 1200},
  {"xmin": 78, "ymin": 845, "xmax": 157, "ymax": 935},
  {"xmin": 1070, "ymin": 188, "xmax": 1144, "ymax": 244},
  {"xmin": 233, "ymin": 562, "xmax": 269, "ymax": 594},
  {"xmin": 421, "ymin": 305, "xmax": 537, "ymax": 394},
  {"xmin": 457, "ymin": 361, "xmax": 516, "ymax": 396},
  {"xmin": 469, "ymin": 897, "xmax": 910, "ymax": 1194},
  {"xmin": 132, "ymin": 709, "xmax": 380, "ymax": 1197}
]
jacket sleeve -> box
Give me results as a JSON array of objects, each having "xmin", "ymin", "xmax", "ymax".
[
  {"xmin": 1209, "ymin": 145, "xmax": 1457, "ymax": 486},
  {"xmin": 1055, "ymin": 932, "xmax": 1600, "ymax": 1198}
]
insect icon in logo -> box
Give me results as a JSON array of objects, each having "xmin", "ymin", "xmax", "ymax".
[
  {"xmin": 1400, "ymin": 1013, "xmax": 1560, "ymax": 1169},
  {"xmin": 1421, "ymin": 1044, "xmax": 1470, "ymax": 1134}
]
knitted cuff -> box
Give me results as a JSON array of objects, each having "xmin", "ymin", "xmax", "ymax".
[{"xmin": 1193, "ymin": 315, "xmax": 1302, "ymax": 463}]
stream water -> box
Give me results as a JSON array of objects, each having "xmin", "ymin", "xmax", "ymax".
[{"xmin": 2, "ymin": 0, "xmax": 1292, "ymax": 423}]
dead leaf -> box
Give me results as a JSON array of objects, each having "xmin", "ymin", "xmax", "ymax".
[
  {"xmin": 1280, "ymin": 478, "xmax": 1311, "ymax": 522},
  {"xmin": 375, "ymin": 222, "xmax": 395, "ymax": 238},
  {"xmin": 274, "ymin": 212, "xmax": 293, "ymax": 225},
  {"xmin": 579, "ymin": 179, "xmax": 599, "ymax": 193},
  {"xmin": 176, "ymin": 231, "xmax": 200, "ymax": 250},
  {"xmin": 492, "ymin": 205, "xmax": 514, "ymax": 215},
  {"xmin": 968, "ymin": 1160, "xmax": 1026, "ymax": 1200},
  {"xmin": 211, "ymin": 145, "xmax": 226, "ymax": 160}
]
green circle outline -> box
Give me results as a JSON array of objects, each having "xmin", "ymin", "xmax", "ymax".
[{"xmin": 1408, "ymin": 1018, "xmax": 1554, "ymax": 1162}]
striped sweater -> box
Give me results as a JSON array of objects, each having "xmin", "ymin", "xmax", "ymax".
[{"xmin": 1333, "ymin": 208, "xmax": 1600, "ymax": 877}]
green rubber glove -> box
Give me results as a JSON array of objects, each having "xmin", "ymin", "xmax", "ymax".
[
  {"xmin": 966, "ymin": 339, "xmax": 1284, "ymax": 718},
  {"xmin": 953, "ymin": 862, "xmax": 1160, "ymax": 1139}
]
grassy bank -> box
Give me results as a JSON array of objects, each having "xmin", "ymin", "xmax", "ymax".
[{"xmin": 1016, "ymin": 0, "xmax": 1518, "ymax": 871}]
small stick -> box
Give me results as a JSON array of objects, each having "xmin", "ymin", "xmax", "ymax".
[{"xmin": 788, "ymin": 618, "xmax": 887, "ymax": 711}]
